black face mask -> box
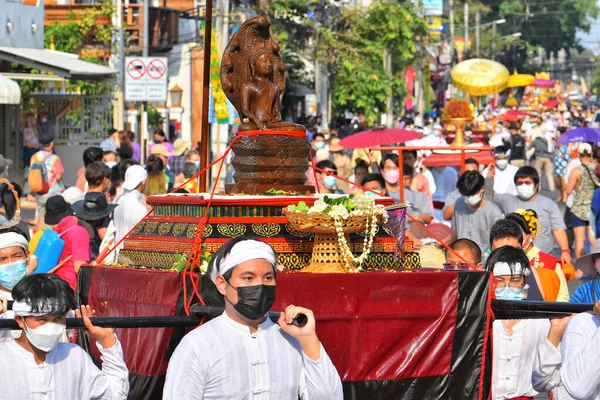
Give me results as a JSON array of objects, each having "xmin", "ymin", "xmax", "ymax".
[{"xmin": 225, "ymin": 281, "xmax": 276, "ymax": 320}]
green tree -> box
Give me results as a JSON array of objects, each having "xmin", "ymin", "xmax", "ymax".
[{"xmin": 326, "ymin": 1, "xmax": 428, "ymax": 119}]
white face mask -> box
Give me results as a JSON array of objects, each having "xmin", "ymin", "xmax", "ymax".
[
  {"xmin": 495, "ymin": 159, "xmax": 508, "ymax": 170},
  {"xmin": 517, "ymin": 184, "xmax": 536, "ymax": 200},
  {"xmin": 23, "ymin": 320, "xmax": 66, "ymax": 352},
  {"xmin": 41, "ymin": 118, "xmax": 48, "ymax": 123},
  {"xmin": 465, "ymin": 193, "xmax": 483, "ymax": 207}
]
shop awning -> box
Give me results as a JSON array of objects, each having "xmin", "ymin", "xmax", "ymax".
[
  {"xmin": 0, "ymin": 47, "xmax": 116, "ymax": 80},
  {"xmin": 0, "ymin": 74, "xmax": 21, "ymax": 105}
]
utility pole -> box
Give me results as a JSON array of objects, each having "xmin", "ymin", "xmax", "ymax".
[
  {"xmin": 199, "ymin": 0, "xmax": 213, "ymax": 192},
  {"xmin": 491, "ymin": 21, "xmax": 496, "ymax": 60},
  {"xmin": 141, "ymin": 0, "xmax": 149, "ymax": 165},
  {"xmin": 475, "ymin": 11, "xmax": 480, "ymax": 58},
  {"xmin": 449, "ymin": 0, "xmax": 454, "ymax": 42},
  {"xmin": 464, "ymin": 3, "xmax": 469, "ymax": 59},
  {"xmin": 384, "ymin": 48, "xmax": 393, "ymax": 128},
  {"xmin": 222, "ymin": 0, "xmax": 230, "ymax": 54},
  {"xmin": 116, "ymin": 0, "xmax": 125, "ymax": 130}
]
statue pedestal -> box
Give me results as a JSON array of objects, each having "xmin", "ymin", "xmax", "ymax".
[
  {"xmin": 226, "ymin": 131, "xmax": 314, "ymax": 195},
  {"xmin": 226, "ymin": 183, "xmax": 314, "ymax": 195}
]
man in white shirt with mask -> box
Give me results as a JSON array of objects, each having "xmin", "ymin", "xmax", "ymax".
[
  {"xmin": 483, "ymin": 146, "xmax": 519, "ymax": 196},
  {"xmin": 494, "ymin": 166, "xmax": 572, "ymax": 264},
  {"xmin": 0, "ymin": 228, "xmax": 37, "ymax": 342},
  {"xmin": 561, "ymin": 298, "xmax": 600, "ymax": 399},
  {"xmin": 0, "ymin": 273, "xmax": 129, "ymax": 398},
  {"xmin": 164, "ymin": 237, "xmax": 343, "ymax": 399}
]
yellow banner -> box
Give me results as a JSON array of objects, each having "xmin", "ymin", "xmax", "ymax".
[{"xmin": 210, "ymin": 27, "xmax": 229, "ymax": 124}]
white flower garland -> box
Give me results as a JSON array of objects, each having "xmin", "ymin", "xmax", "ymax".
[{"xmin": 288, "ymin": 195, "xmax": 388, "ymax": 273}]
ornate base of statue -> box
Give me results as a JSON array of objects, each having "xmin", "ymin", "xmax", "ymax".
[
  {"xmin": 225, "ymin": 131, "xmax": 314, "ymax": 195},
  {"xmin": 238, "ymin": 120, "xmax": 306, "ymax": 133}
]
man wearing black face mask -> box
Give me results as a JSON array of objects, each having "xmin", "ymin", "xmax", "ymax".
[{"xmin": 164, "ymin": 237, "xmax": 343, "ymax": 400}]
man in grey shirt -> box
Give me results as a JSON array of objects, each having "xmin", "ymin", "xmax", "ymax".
[
  {"xmin": 443, "ymin": 158, "xmax": 494, "ymax": 221},
  {"xmin": 494, "ymin": 166, "xmax": 571, "ymax": 263},
  {"xmin": 449, "ymin": 171, "xmax": 503, "ymax": 253},
  {"xmin": 36, "ymin": 103, "xmax": 71, "ymax": 144}
]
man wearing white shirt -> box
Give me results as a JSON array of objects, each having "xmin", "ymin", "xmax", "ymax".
[
  {"xmin": 0, "ymin": 274, "xmax": 129, "ymax": 399},
  {"xmin": 483, "ymin": 146, "xmax": 519, "ymax": 196},
  {"xmin": 561, "ymin": 300, "xmax": 600, "ymax": 400},
  {"xmin": 163, "ymin": 237, "xmax": 343, "ymax": 399},
  {"xmin": 485, "ymin": 246, "xmax": 570, "ymax": 400},
  {"xmin": 113, "ymin": 164, "xmax": 148, "ymax": 254},
  {"xmin": 0, "ymin": 228, "xmax": 37, "ymax": 342}
]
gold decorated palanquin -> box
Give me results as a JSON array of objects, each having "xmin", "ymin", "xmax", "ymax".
[{"xmin": 115, "ymin": 194, "xmax": 419, "ymax": 271}]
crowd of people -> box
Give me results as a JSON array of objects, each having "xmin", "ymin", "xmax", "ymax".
[{"xmin": 2, "ymin": 103, "xmax": 600, "ymax": 398}]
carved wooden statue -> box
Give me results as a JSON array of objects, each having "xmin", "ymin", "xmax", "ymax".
[{"xmin": 221, "ymin": 16, "xmax": 305, "ymax": 132}]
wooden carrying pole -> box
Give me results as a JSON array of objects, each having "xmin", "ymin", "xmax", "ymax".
[{"xmin": 199, "ymin": 0, "xmax": 213, "ymax": 192}]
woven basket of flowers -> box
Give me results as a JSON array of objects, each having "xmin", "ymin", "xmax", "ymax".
[{"xmin": 283, "ymin": 195, "xmax": 387, "ymax": 273}]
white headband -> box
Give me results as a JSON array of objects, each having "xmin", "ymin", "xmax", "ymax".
[
  {"xmin": 210, "ymin": 240, "xmax": 276, "ymax": 283},
  {"xmin": 0, "ymin": 232, "xmax": 28, "ymax": 251},
  {"xmin": 12, "ymin": 300, "xmax": 62, "ymax": 317},
  {"xmin": 493, "ymin": 261, "xmax": 530, "ymax": 277}
]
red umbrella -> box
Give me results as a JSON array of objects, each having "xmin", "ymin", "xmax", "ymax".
[
  {"xmin": 543, "ymin": 99, "xmax": 559, "ymax": 109},
  {"xmin": 339, "ymin": 127, "xmax": 422, "ymax": 149},
  {"xmin": 501, "ymin": 110, "xmax": 527, "ymax": 122}
]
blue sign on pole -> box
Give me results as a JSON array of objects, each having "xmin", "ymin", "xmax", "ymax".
[{"xmin": 422, "ymin": 0, "xmax": 443, "ymax": 16}]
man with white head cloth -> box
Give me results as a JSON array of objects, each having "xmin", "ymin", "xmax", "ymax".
[
  {"xmin": 164, "ymin": 236, "xmax": 343, "ymax": 400},
  {"xmin": 0, "ymin": 273, "xmax": 129, "ymax": 399},
  {"xmin": 0, "ymin": 227, "xmax": 36, "ymax": 341}
]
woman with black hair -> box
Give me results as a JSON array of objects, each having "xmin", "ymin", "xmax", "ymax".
[
  {"xmin": 0, "ymin": 274, "xmax": 129, "ymax": 398},
  {"xmin": 486, "ymin": 246, "xmax": 570, "ymax": 400}
]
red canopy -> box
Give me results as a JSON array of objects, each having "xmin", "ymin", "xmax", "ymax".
[
  {"xmin": 422, "ymin": 151, "xmax": 494, "ymax": 168},
  {"xmin": 339, "ymin": 128, "xmax": 422, "ymax": 149}
]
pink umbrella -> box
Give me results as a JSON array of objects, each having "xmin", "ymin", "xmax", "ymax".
[
  {"xmin": 338, "ymin": 127, "xmax": 422, "ymax": 149},
  {"xmin": 533, "ymin": 79, "xmax": 555, "ymax": 88}
]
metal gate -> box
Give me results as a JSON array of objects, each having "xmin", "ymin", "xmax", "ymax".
[
  {"xmin": 22, "ymin": 94, "xmax": 113, "ymax": 146},
  {"xmin": 22, "ymin": 94, "xmax": 114, "ymax": 186}
]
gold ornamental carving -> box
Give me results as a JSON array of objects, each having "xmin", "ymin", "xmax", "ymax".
[
  {"xmin": 217, "ymin": 224, "xmax": 247, "ymax": 237},
  {"xmin": 252, "ymin": 223, "xmax": 281, "ymax": 237}
]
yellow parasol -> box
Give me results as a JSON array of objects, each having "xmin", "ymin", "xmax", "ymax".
[
  {"xmin": 506, "ymin": 96, "xmax": 519, "ymax": 107},
  {"xmin": 451, "ymin": 58, "xmax": 509, "ymax": 96},
  {"xmin": 506, "ymin": 70, "xmax": 535, "ymax": 88}
]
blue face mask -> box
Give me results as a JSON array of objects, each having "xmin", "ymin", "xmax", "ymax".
[
  {"xmin": 315, "ymin": 141, "xmax": 325, "ymax": 150},
  {"xmin": 495, "ymin": 285, "xmax": 528, "ymax": 301},
  {"xmin": 323, "ymin": 175, "xmax": 337, "ymax": 189},
  {"xmin": 0, "ymin": 259, "xmax": 27, "ymax": 290},
  {"xmin": 194, "ymin": 160, "xmax": 200, "ymax": 169}
]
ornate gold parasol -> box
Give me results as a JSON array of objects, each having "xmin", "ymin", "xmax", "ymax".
[
  {"xmin": 451, "ymin": 58, "xmax": 509, "ymax": 96},
  {"xmin": 506, "ymin": 70, "xmax": 535, "ymax": 88}
]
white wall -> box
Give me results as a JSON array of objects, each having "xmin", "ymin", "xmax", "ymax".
[{"xmin": 0, "ymin": 1, "xmax": 44, "ymax": 49}]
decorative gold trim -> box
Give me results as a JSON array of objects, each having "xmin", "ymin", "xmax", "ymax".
[
  {"xmin": 252, "ymin": 223, "xmax": 281, "ymax": 237},
  {"xmin": 217, "ymin": 224, "xmax": 247, "ymax": 237}
]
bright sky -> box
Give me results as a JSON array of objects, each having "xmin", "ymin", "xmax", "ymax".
[{"xmin": 577, "ymin": 1, "xmax": 600, "ymax": 53}]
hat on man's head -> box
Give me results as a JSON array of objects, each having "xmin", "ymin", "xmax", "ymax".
[
  {"xmin": 578, "ymin": 143, "xmax": 592, "ymax": 155},
  {"xmin": 329, "ymin": 138, "xmax": 344, "ymax": 153},
  {"xmin": 44, "ymin": 195, "xmax": 73, "ymax": 225},
  {"xmin": 172, "ymin": 138, "xmax": 191, "ymax": 157},
  {"xmin": 38, "ymin": 135, "xmax": 54, "ymax": 147},
  {"xmin": 122, "ymin": 164, "xmax": 148, "ymax": 191},
  {"xmin": 61, "ymin": 187, "xmax": 84, "ymax": 205},
  {"xmin": 0, "ymin": 155, "xmax": 13, "ymax": 169},
  {"xmin": 576, "ymin": 240, "xmax": 600, "ymax": 276},
  {"xmin": 72, "ymin": 192, "xmax": 116, "ymax": 221},
  {"xmin": 151, "ymin": 144, "xmax": 171, "ymax": 158}
]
